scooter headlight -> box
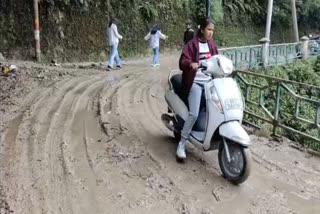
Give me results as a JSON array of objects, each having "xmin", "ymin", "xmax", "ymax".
[{"xmin": 210, "ymin": 86, "xmax": 223, "ymax": 112}]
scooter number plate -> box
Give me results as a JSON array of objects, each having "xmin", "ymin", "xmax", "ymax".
[{"xmin": 225, "ymin": 98, "xmax": 242, "ymax": 110}]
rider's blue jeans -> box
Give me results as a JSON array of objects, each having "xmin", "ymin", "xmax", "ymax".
[{"xmin": 180, "ymin": 83, "xmax": 203, "ymax": 142}]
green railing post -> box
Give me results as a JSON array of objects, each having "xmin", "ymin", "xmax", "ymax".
[
  {"xmin": 285, "ymin": 45, "xmax": 289, "ymax": 63},
  {"xmin": 316, "ymin": 106, "xmax": 320, "ymax": 126},
  {"xmin": 275, "ymin": 47, "xmax": 279, "ymax": 64},
  {"xmin": 259, "ymin": 89, "xmax": 264, "ymax": 106},
  {"xmin": 273, "ymin": 83, "xmax": 282, "ymax": 135},
  {"xmin": 295, "ymin": 99, "xmax": 300, "ymax": 118},
  {"xmin": 245, "ymin": 86, "xmax": 250, "ymax": 101},
  {"xmin": 249, "ymin": 48, "xmax": 253, "ymax": 68},
  {"xmin": 235, "ymin": 50, "xmax": 239, "ymax": 69}
]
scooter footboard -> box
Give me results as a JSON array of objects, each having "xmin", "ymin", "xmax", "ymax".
[{"xmin": 219, "ymin": 121, "xmax": 251, "ymax": 146}]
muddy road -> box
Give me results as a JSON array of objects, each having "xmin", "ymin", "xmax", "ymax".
[{"xmin": 1, "ymin": 56, "xmax": 320, "ymax": 214}]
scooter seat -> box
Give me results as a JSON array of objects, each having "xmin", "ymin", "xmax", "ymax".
[{"xmin": 170, "ymin": 74, "xmax": 206, "ymax": 106}]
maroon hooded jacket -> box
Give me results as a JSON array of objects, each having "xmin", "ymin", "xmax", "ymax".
[{"xmin": 179, "ymin": 36, "xmax": 218, "ymax": 101}]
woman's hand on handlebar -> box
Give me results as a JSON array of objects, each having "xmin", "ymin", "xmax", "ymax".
[{"xmin": 190, "ymin": 63, "xmax": 199, "ymax": 70}]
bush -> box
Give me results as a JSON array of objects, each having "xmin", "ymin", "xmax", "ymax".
[{"xmin": 243, "ymin": 58, "xmax": 320, "ymax": 151}]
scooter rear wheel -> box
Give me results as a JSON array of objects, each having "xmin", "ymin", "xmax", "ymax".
[
  {"xmin": 218, "ymin": 141, "xmax": 251, "ymax": 185},
  {"xmin": 161, "ymin": 114, "xmax": 175, "ymax": 132}
]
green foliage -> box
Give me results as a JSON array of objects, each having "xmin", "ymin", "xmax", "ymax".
[
  {"xmin": 224, "ymin": 0, "xmax": 263, "ymax": 15},
  {"xmin": 254, "ymin": 0, "xmax": 320, "ymax": 33},
  {"xmin": 297, "ymin": 0, "xmax": 320, "ymax": 29},
  {"xmin": 211, "ymin": 0, "xmax": 224, "ymax": 23},
  {"xmin": 272, "ymin": 0, "xmax": 292, "ymax": 28},
  {"xmin": 247, "ymin": 58, "xmax": 320, "ymax": 151},
  {"xmin": 223, "ymin": 0, "xmax": 264, "ymax": 25},
  {"xmin": 314, "ymin": 56, "xmax": 320, "ymax": 73},
  {"xmin": 189, "ymin": 0, "xmax": 207, "ymax": 23},
  {"xmin": 138, "ymin": 2, "xmax": 158, "ymax": 22},
  {"xmin": 43, "ymin": 0, "xmax": 91, "ymax": 10},
  {"xmin": 1, "ymin": 0, "xmax": 319, "ymax": 60},
  {"xmin": 189, "ymin": 0, "xmax": 223, "ymax": 23}
]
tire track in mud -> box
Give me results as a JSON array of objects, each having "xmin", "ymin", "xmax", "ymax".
[
  {"xmin": 97, "ymin": 68, "xmax": 181, "ymax": 213},
  {"xmin": 1, "ymin": 73, "xmax": 109, "ymax": 213},
  {"xmin": 58, "ymin": 78, "xmax": 106, "ymax": 214},
  {"xmin": 30, "ymin": 77, "xmax": 103, "ymax": 213},
  {"xmin": 1, "ymin": 78, "xmax": 77, "ymax": 213},
  {"xmin": 103, "ymin": 64, "xmax": 320, "ymax": 213},
  {"xmin": 104, "ymin": 77, "xmax": 179, "ymax": 212},
  {"xmin": 98, "ymin": 69, "xmax": 145, "ymax": 140},
  {"xmin": 1, "ymin": 59, "xmax": 320, "ymax": 214},
  {"xmin": 112, "ymin": 68, "xmax": 230, "ymax": 213},
  {"xmin": 116, "ymin": 69, "xmax": 168, "ymax": 138}
]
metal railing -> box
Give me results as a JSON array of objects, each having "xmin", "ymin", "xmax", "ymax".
[
  {"xmin": 310, "ymin": 39, "xmax": 320, "ymax": 56},
  {"xmin": 217, "ymin": 40, "xmax": 320, "ymax": 149},
  {"xmin": 236, "ymin": 70, "xmax": 320, "ymax": 149},
  {"xmin": 268, "ymin": 42, "xmax": 301, "ymax": 65},
  {"xmin": 219, "ymin": 45, "xmax": 262, "ymax": 70},
  {"xmin": 219, "ymin": 39, "xmax": 319, "ymax": 70}
]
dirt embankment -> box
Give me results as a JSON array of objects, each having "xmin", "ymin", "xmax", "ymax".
[{"xmin": 1, "ymin": 57, "xmax": 320, "ymax": 214}]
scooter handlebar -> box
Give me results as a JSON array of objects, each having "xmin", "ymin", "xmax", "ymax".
[{"xmin": 198, "ymin": 63, "xmax": 207, "ymax": 72}]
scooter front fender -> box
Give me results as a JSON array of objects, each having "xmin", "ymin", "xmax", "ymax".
[{"xmin": 219, "ymin": 121, "xmax": 251, "ymax": 146}]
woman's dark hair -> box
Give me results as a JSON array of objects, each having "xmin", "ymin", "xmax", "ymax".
[
  {"xmin": 197, "ymin": 17, "xmax": 215, "ymax": 37},
  {"xmin": 151, "ymin": 24, "xmax": 160, "ymax": 35},
  {"xmin": 109, "ymin": 17, "xmax": 116, "ymax": 27}
]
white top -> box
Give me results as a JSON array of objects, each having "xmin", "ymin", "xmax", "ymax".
[
  {"xmin": 144, "ymin": 31, "xmax": 167, "ymax": 49},
  {"xmin": 107, "ymin": 23, "xmax": 123, "ymax": 46},
  {"xmin": 194, "ymin": 42, "xmax": 212, "ymax": 83}
]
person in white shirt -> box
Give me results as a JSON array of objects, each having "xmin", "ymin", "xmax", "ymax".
[
  {"xmin": 144, "ymin": 25, "xmax": 168, "ymax": 67},
  {"xmin": 107, "ymin": 17, "xmax": 123, "ymax": 71}
]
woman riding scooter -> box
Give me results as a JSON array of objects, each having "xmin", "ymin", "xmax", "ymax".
[{"xmin": 177, "ymin": 17, "xmax": 219, "ymax": 160}]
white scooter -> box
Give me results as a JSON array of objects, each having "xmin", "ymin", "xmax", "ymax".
[{"xmin": 161, "ymin": 55, "xmax": 252, "ymax": 184}]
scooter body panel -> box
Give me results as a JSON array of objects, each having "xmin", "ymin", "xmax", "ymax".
[
  {"xmin": 164, "ymin": 70, "xmax": 250, "ymax": 151},
  {"xmin": 202, "ymin": 78, "xmax": 245, "ymax": 150},
  {"xmin": 165, "ymin": 90, "xmax": 188, "ymax": 119},
  {"xmin": 163, "ymin": 55, "xmax": 252, "ymax": 184},
  {"xmin": 219, "ymin": 121, "xmax": 251, "ymax": 146},
  {"xmin": 212, "ymin": 78, "xmax": 244, "ymax": 121},
  {"xmin": 203, "ymin": 99, "xmax": 225, "ymax": 150}
]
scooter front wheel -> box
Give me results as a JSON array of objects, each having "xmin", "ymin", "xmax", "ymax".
[{"xmin": 218, "ymin": 141, "xmax": 251, "ymax": 185}]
